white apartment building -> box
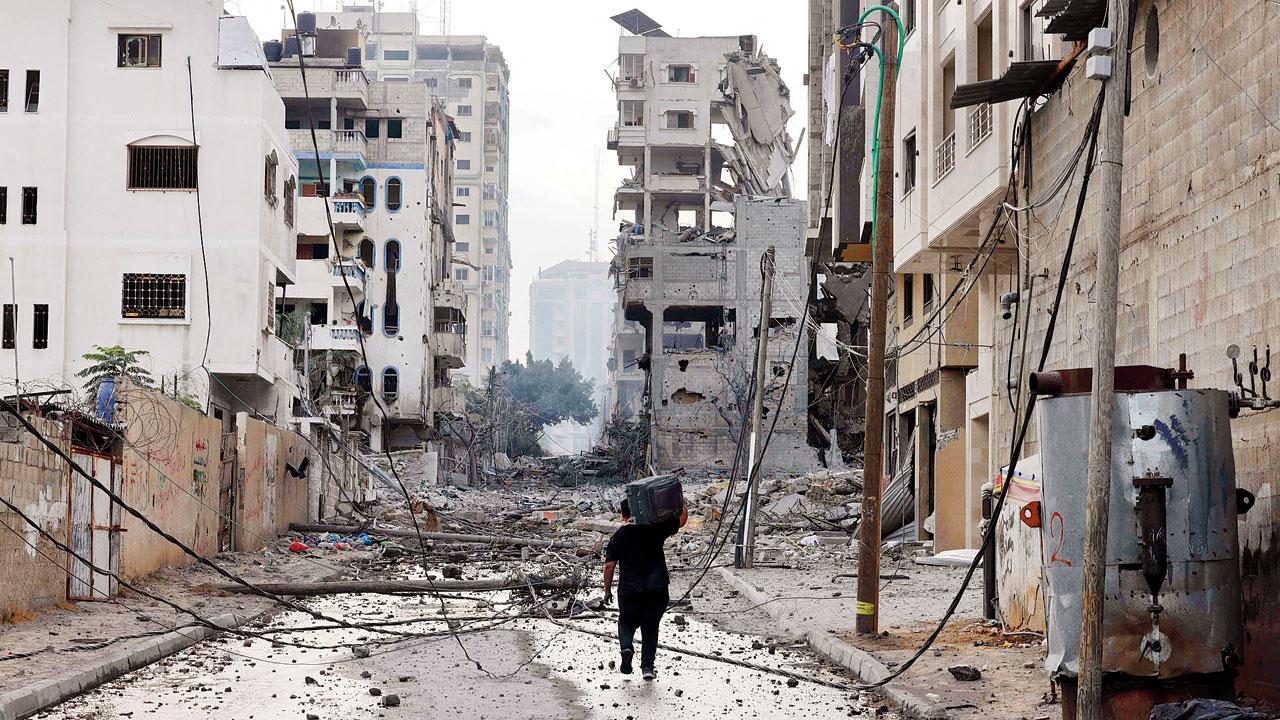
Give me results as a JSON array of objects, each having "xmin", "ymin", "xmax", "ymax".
[
  {"xmin": 270, "ymin": 17, "xmax": 464, "ymax": 452},
  {"xmin": 0, "ymin": 1, "xmax": 299, "ymax": 425},
  {"xmin": 305, "ymin": 5, "xmax": 512, "ymax": 386}
]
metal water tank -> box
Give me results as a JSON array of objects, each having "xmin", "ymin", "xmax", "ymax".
[
  {"xmin": 263, "ymin": 40, "xmax": 284, "ymax": 62},
  {"xmin": 282, "ymin": 37, "xmax": 300, "ymax": 58},
  {"xmin": 1031, "ymin": 366, "xmax": 1245, "ymax": 682},
  {"xmin": 346, "ymin": 46, "xmax": 362, "ymax": 67},
  {"xmin": 297, "ymin": 12, "xmax": 317, "ymax": 34}
]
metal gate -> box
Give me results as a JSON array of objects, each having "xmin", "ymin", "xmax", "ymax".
[
  {"xmin": 217, "ymin": 431, "xmax": 237, "ymax": 552},
  {"xmin": 67, "ymin": 450, "xmax": 121, "ymax": 600}
]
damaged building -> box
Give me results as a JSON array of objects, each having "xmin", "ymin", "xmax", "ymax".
[{"xmin": 603, "ymin": 11, "xmax": 816, "ymax": 473}]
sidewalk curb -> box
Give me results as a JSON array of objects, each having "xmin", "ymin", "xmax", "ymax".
[
  {"xmin": 714, "ymin": 566, "xmax": 948, "ymax": 720},
  {"xmin": 0, "ymin": 610, "xmax": 257, "ymax": 720}
]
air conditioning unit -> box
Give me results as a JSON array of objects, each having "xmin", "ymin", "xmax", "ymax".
[{"xmin": 629, "ymin": 77, "xmax": 643, "ymax": 89}]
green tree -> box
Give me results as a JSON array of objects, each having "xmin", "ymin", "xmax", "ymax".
[
  {"xmin": 76, "ymin": 345, "xmax": 154, "ymax": 399},
  {"xmin": 468, "ymin": 353, "xmax": 597, "ymax": 458}
]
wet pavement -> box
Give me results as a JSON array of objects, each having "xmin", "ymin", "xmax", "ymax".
[{"xmin": 35, "ymin": 579, "xmax": 883, "ymax": 720}]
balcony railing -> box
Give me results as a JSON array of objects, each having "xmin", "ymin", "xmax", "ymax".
[
  {"xmin": 331, "ymin": 262, "xmax": 366, "ymax": 284},
  {"xmin": 334, "ymin": 129, "xmax": 367, "ymax": 156},
  {"xmin": 310, "ymin": 325, "xmax": 362, "ymax": 351},
  {"xmin": 331, "ymin": 198, "xmax": 367, "ymax": 217},
  {"xmin": 967, "ymin": 103, "xmax": 993, "ymax": 153},
  {"xmin": 335, "ymin": 69, "xmax": 369, "ymax": 87},
  {"xmin": 933, "ymin": 132, "xmax": 956, "ymax": 184}
]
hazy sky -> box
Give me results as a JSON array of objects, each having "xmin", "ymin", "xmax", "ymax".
[{"xmin": 236, "ymin": 0, "xmax": 809, "ymax": 358}]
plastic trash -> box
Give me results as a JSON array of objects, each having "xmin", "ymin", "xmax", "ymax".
[
  {"xmin": 288, "ymin": 541, "xmax": 309, "ymax": 553},
  {"xmin": 334, "ymin": 542, "xmax": 353, "ymax": 551}
]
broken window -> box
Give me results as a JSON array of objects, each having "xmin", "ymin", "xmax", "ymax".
[
  {"xmin": 118, "ymin": 34, "xmax": 161, "ymax": 68},
  {"xmin": 20, "ymin": 187, "xmax": 36, "ymax": 224},
  {"xmin": 905, "ymin": 0, "xmax": 917, "ymax": 35},
  {"xmin": 32, "ymin": 304, "xmax": 49, "ymax": 348},
  {"xmin": 359, "ymin": 176, "xmax": 376, "ymax": 209},
  {"xmin": 383, "ymin": 303, "xmax": 400, "ymax": 336},
  {"xmin": 122, "ymin": 273, "xmax": 186, "ymax": 319},
  {"xmin": 382, "ymin": 367, "xmax": 399, "ymax": 400},
  {"xmin": 263, "ymin": 150, "xmax": 278, "ymax": 204},
  {"xmin": 365, "ymin": 118, "xmax": 380, "ymax": 138},
  {"xmin": 1, "ymin": 304, "xmax": 13, "ymax": 349},
  {"xmin": 385, "ymin": 239, "xmax": 401, "ymax": 272},
  {"xmin": 358, "ymin": 238, "xmax": 375, "ymax": 267},
  {"xmin": 387, "ymin": 118, "xmax": 403, "ymax": 139},
  {"xmin": 667, "ymin": 64, "xmax": 695, "ymax": 83},
  {"xmin": 662, "ymin": 307, "xmax": 735, "ymax": 351},
  {"xmin": 903, "ymin": 132, "xmax": 917, "ymax": 194},
  {"xmin": 626, "ymin": 256, "xmax": 653, "ymax": 279},
  {"xmin": 0, "ymin": 70, "xmax": 8, "ymax": 113},
  {"xmin": 386, "ymin": 177, "xmax": 402, "ymax": 211},
  {"xmin": 283, "ymin": 176, "xmax": 296, "ymax": 227},
  {"xmin": 24, "ymin": 70, "xmax": 39, "ymax": 113},
  {"xmin": 127, "ymin": 146, "xmax": 198, "ymax": 191},
  {"xmin": 665, "ymin": 110, "xmax": 694, "ymax": 130},
  {"xmin": 354, "ymin": 366, "xmax": 372, "ymax": 392},
  {"xmin": 923, "ymin": 273, "xmax": 935, "ymax": 312}
]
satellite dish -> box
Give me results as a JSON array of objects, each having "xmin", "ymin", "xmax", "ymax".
[{"xmin": 1226, "ymin": 344, "xmax": 1240, "ymax": 360}]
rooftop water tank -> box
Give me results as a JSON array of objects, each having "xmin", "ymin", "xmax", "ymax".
[
  {"xmin": 263, "ymin": 40, "xmax": 284, "ymax": 62},
  {"xmin": 282, "ymin": 37, "xmax": 300, "ymax": 58},
  {"xmin": 297, "ymin": 12, "xmax": 317, "ymax": 34}
]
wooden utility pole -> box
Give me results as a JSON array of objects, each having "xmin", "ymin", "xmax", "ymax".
[
  {"xmin": 1077, "ymin": 0, "xmax": 1132, "ymax": 715},
  {"xmin": 856, "ymin": 13, "xmax": 897, "ymax": 636},
  {"xmin": 738, "ymin": 246, "xmax": 776, "ymax": 569}
]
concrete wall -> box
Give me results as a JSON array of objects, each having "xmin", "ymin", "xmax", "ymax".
[
  {"xmin": 118, "ymin": 387, "xmax": 223, "ymax": 579},
  {"xmin": 234, "ymin": 413, "xmax": 309, "ymax": 551},
  {"xmin": 987, "ymin": 0, "xmax": 1280, "ymax": 698},
  {"xmin": 0, "ymin": 417, "xmax": 70, "ymax": 621}
]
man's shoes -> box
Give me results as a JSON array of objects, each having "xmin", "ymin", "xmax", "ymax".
[
  {"xmin": 642, "ymin": 667, "xmax": 657, "ymax": 681},
  {"xmin": 620, "ymin": 649, "xmax": 634, "ymax": 675}
]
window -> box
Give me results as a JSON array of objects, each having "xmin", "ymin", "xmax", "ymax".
[
  {"xmin": 627, "ymin": 256, "xmax": 653, "ymax": 279},
  {"xmin": 454, "ymin": 268, "xmax": 469, "ymax": 281},
  {"xmin": 456, "ymin": 105, "xmax": 472, "ymax": 116},
  {"xmin": 0, "ymin": 70, "xmax": 8, "ymax": 113},
  {"xmin": 382, "ymin": 367, "xmax": 399, "ymax": 400},
  {"xmin": 481, "ymin": 320, "xmax": 494, "ymax": 337},
  {"xmin": 483, "ymin": 210, "xmax": 497, "ymax": 227},
  {"xmin": 483, "ymin": 266, "xmax": 495, "ymax": 283},
  {"xmin": 0, "ymin": 187, "xmax": 6, "ymax": 224},
  {"xmin": 383, "ymin": 303, "xmax": 400, "ymax": 336},
  {"xmin": 358, "ymin": 238, "xmax": 375, "ymax": 267},
  {"xmin": 385, "ymin": 239, "xmax": 401, "ymax": 272},
  {"xmin": 456, "ymin": 186, "xmax": 471, "ymax": 197},
  {"xmin": 457, "ymin": 131, "xmax": 472, "ymax": 142},
  {"xmin": 285, "ymin": 119, "xmax": 301, "ymax": 130},
  {"xmin": 263, "ymin": 150, "xmax": 278, "ymax": 204},
  {"xmin": 20, "ymin": 187, "xmax": 36, "ymax": 225},
  {"xmin": 667, "ymin": 64, "xmax": 695, "ymax": 83},
  {"xmin": 923, "ymin": 273, "xmax": 935, "ymax": 311},
  {"xmin": 458, "ymin": 77, "xmax": 473, "ymax": 89},
  {"xmin": 484, "ymin": 243, "xmax": 494, "ymax": 254},
  {"xmin": 902, "ymin": 273, "xmax": 915, "ymax": 325},
  {"xmin": 354, "ymin": 366, "xmax": 372, "ymax": 392},
  {"xmin": 386, "ymin": 177, "xmax": 402, "ymax": 211},
  {"xmin": 122, "ymin": 273, "xmax": 186, "ymax": 319},
  {"xmin": 455, "ymin": 242, "xmax": 470, "ymax": 252},
  {"xmin": 359, "ymin": 176, "xmax": 376, "ymax": 209},
  {"xmin": 665, "ymin": 110, "xmax": 694, "ymax": 129},
  {"xmin": 424, "ymin": 77, "xmax": 438, "ymax": 88},
  {"xmin": 283, "ymin": 176, "xmax": 296, "ymax": 227},
  {"xmin": 383, "ymin": 49, "xmax": 410, "ymax": 61},
  {"xmin": 903, "ymin": 132, "xmax": 917, "ymax": 194},
  {"xmin": 483, "ymin": 183, "xmax": 498, "ymax": 199},
  {"xmin": 457, "ymin": 159, "xmax": 471, "ymax": 171},
  {"xmin": 905, "ymin": 0, "xmax": 917, "ymax": 35},
  {"xmin": 456, "ymin": 214, "xmax": 470, "ymax": 225},
  {"xmin": 620, "ymin": 100, "xmax": 644, "ymax": 127},
  {"xmin": 1144, "ymin": 6, "xmax": 1161, "ymax": 77},
  {"xmin": 387, "ymin": 118, "xmax": 403, "ymax": 139},
  {"xmin": 482, "ymin": 347, "xmax": 494, "ymax": 364},
  {"xmin": 127, "ymin": 145, "xmax": 198, "ymax": 190},
  {"xmin": 24, "ymin": 70, "xmax": 39, "ymax": 113},
  {"xmin": 118, "ymin": 34, "xmax": 161, "ymax": 68},
  {"xmin": 2, "ymin": 305, "xmax": 13, "ymax": 349},
  {"xmin": 365, "ymin": 43, "xmax": 379, "ymax": 59},
  {"xmin": 1020, "ymin": 4, "xmax": 1035, "ymax": 61},
  {"xmin": 365, "ymin": 119, "xmax": 380, "ymax": 139},
  {"xmin": 485, "ymin": 164, "xmax": 495, "ymax": 173},
  {"xmin": 483, "ymin": 293, "xmax": 495, "ymax": 309}
]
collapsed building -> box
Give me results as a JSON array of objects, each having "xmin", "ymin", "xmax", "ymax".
[{"xmin": 603, "ymin": 11, "xmax": 816, "ymax": 473}]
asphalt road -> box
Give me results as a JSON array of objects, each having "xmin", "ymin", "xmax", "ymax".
[{"xmin": 35, "ymin": 584, "xmax": 881, "ymax": 720}]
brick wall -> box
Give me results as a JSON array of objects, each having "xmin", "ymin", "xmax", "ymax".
[
  {"xmin": 0, "ymin": 417, "xmax": 70, "ymax": 620},
  {"xmin": 988, "ymin": 0, "xmax": 1280, "ymax": 698}
]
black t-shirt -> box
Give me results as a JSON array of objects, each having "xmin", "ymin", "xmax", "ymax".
[{"xmin": 605, "ymin": 517, "xmax": 680, "ymax": 596}]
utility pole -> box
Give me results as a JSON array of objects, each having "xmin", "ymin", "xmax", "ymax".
[
  {"xmin": 1077, "ymin": 0, "xmax": 1131, "ymax": 715},
  {"xmin": 856, "ymin": 11, "xmax": 897, "ymax": 636},
  {"xmin": 738, "ymin": 246, "xmax": 776, "ymax": 569}
]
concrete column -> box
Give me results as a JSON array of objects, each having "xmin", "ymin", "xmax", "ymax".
[{"xmin": 329, "ymin": 97, "xmax": 338, "ymax": 194}]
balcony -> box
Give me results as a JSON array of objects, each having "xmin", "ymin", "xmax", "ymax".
[
  {"xmin": 432, "ymin": 321, "xmax": 467, "ymax": 369},
  {"xmin": 276, "ymin": 66, "xmax": 369, "ymax": 109},
  {"xmin": 610, "ymin": 123, "xmax": 646, "ymax": 152},
  {"xmin": 967, "ymin": 104, "xmax": 993, "ymax": 154},
  {"xmin": 297, "ymin": 195, "xmax": 365, "ymax": 237},
  {"xmin": 330, "ymin": 262, "xmax": 367, "ymax": 294},
  {"xmin": 261, "ymin": 334, "xmax": 298, "ymax": 387},
  {"xmin": 933, "ymin": 132, "xmax": 956, "ymax": 185},
  {"xmin": 431, "ymin": 385, "xmax": 466, "ymax": 414},
  {"xmin": 432, "ymin": 279, "xmax": 467, "ymax": 312},
  {"xmin": 648, "ymin": 173, "xmax": 704, "ymax": 195},
  {"xmin": 309, "ymin": 325, "xmax": 363, "ymax": 352},
  {"xmin": 289, "ymin": 128, "xmax": 367, "ymax": 167}
]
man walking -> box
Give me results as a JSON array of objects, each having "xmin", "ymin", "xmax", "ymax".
[{"xmin": 602, "ymin": 497, "xmax": 688, "ymax": 680}]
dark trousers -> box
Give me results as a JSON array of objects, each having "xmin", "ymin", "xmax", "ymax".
[{"xmin": 617, "ymin": 587, "xmax": 668, "ymax": 670}]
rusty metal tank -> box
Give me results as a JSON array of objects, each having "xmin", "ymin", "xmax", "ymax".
[{"xmin": 1032, "ymin": 366, "xmax": 1244, "ymax": 680}]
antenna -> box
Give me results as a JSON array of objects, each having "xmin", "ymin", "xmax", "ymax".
[
  {"xmin": 588, "ymin": 151, "xmax": 601, "ymax": 262},
  {"xmin": 439, "ymin": 0, "xmax": 451, "ymax": 35}
]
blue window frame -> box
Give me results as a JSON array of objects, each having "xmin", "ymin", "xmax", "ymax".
[
  {"xmin": 383, "ymin": 302, "xmax": 400, "ymax": 336},
  {"xmin": 358, "ymin": 176, "xmax": 376, "ymax": 209},
  {"xmin": 353, "ymin": 366, "xmax": 372, "ymax": 392},
  {"xmin": 381, "ymin": 367, "xmax": 400, "ymax": 400},
  {"xmin": 384, "ymin": 239, "xmax": 401, "ymax": 272},
  {"xmin": 359, "ymin": 238, "xmax": 375, "ymax": 267},
  {"xmin": 385, "ymin": 176, "xmax": 402, "ymax": 212}
]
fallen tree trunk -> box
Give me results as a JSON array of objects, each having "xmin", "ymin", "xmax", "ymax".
[
  {"xmin": 289, "ymin": 522, "xmax": 581, "ymax": 550},
  {"xmin": 213, "ymin": 576, "xmax": 581, "ymax": 596}
]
